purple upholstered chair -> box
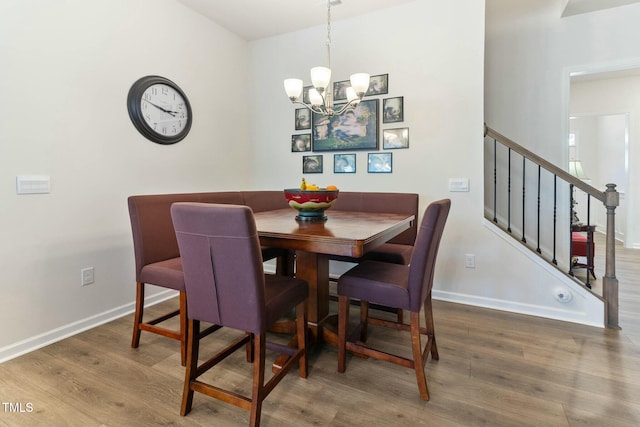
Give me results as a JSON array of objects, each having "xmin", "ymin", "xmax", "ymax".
[
  {"xmin": 171, "ymin": 203, "xmax": 308, "ymax": 427},
  {"xmin": 337, "ymin": 199, "xmax": 451, "ymax": 401}
]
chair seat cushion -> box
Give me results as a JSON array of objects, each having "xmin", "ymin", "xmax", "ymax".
[
  {"xmin": 337, "ymin": 260, "xmax": 410, "ymax": 310},
  {"xmin": 571, "ymin": 232, "xmax": 594, "ymax": 256},
  {"xmin": 264, "ymin": 275, "xmax": 309, "ymax": 328},
  {"xmin": 140, "ymin": 257, "xmax": 185, "ymax": 291}
]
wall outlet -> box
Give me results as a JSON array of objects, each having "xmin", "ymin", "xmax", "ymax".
[
  {"xmin": 81, "ymin": 267, "xmax": 95, "ymax": 286},
  {"xmin": 465, "ymin": 254, "xmax": 475, "ymax": 268}
]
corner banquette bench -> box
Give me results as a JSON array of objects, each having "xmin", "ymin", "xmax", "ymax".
[{"xmin": 127, "ymin": 190, "xmax": 418, "ymax": 361}]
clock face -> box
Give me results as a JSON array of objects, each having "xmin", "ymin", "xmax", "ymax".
[
  {"xmin": 127, "ymin": 76, "xmax": 192, "ymax": 145},
  {"xmin": 141, "ymin": 84, "xmax": 189, "ymax": 137}
]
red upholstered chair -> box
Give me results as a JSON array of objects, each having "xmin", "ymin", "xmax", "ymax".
[
  {"xmin": 572, "ymin": 231, "xmax": 596, "ymax": 278},
  {"xmin": 337, "ymin": 199, "xmax": 451, "ymax": 401},
  {"xmin": 171, "ymin": 203, "xmax": 308, "ymax": 427}
]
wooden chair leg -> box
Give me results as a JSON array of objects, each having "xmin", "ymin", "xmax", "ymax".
[
  {"xmin": 338, "ymin": 295, "xmax": 349, "ymax": 373},
  {"xmin": 296, "ymin": 301, "xmax": 308, "ymax": 378},
  {"xmin": 181, "ymin": 319, "xmax": 199, "ymax": 416},
  {"xmin": 249, "ymin": 333, "xmax": 267, "ymax": 427},
  {"xmin": 179, "ymin": 291, "xmax": 188, "ymax": 366},
  {"xmin": 131, "ymin": 282, "xmax": 144, "ymax": 348},
  {"xmin": 423, "ymin": 297, "xmax": 439, "ymax": 360},
  {"xmin": 410, "ymin": 311, "xmax": 430, "ymax": 401}
]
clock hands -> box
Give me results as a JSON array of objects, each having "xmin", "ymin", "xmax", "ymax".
[{"xmin": 144, "ymin": 100, "xmax": 179, "ymax": 117}]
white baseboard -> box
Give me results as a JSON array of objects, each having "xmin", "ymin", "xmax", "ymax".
[
  {"xmin": 431, "ymin": 289, "xmax": 603, "ymax": 328},
  {"xmin": 0, "ymin": 290, "xmax": 178, "ymax": 364}
]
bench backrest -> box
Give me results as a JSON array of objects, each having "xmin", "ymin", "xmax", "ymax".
[
  {"xmin": 128, "ymin": 190, "xmax": 417, "ymax": 280},
  {"xmin": 332, "ymin": 191, "xmax": 419, "ymax": 245}
]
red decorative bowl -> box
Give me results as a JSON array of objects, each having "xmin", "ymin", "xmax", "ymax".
[{"xmin": 284, "ymin": 189, "xmax": 339, "ymax": 221}]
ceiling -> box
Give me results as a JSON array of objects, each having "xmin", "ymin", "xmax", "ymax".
[
  {"xmin": 177, "ymin": 0, "xmax": 640, "ymax": 41},
  {"xmin": 561, "ymin": 0, "xmax": 640, "ymax": 17},
  {"xmin": 176, "ymin": 0, "xmax": 417, "ymax": 41}
]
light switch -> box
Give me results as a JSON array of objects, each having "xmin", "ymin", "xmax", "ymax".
[
  {"xmin": 449, "ymin": 178, "xmax": 469, "ymax": 192},
  {"xmin": 16, "ymin": 175, "xmax": 51, "ymax": 194}
]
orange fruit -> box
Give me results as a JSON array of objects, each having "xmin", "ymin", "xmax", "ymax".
[{"xmin": 326, "ymin": 185, "xmax": 338, "ymax": 191}]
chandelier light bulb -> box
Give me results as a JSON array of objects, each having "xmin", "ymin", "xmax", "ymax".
[
  {"xmin": 284, "ymin": 79, "xmax": 303, "ymax": 101},
  {"xmin": 310, "ymin": 66, "xmax": 331, "ymax": 90},
  {"xmin": 308, "ymin": 88, "xmax": 324, "ymax": 107},
  {"xmin": 350, "ymin": 73, "xmax": 370, "ymax": 97}
]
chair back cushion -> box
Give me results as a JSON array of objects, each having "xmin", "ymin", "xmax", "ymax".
[
  {"xmin": 171, "ymin": 203, "xmax": 266, "ymax": 333},
  {"xmin": 128, "ymin": 192, "xmax": 245, "ymax": 280},
  {"xmin": 332, "ymin": 192, "xmax": 418, "ymax": 245},
  {"xmin": 408, "ymin": 199, "xmax": 451, "ymax": 312}
]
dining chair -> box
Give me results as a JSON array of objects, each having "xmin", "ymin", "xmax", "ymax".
[
  {"xmin": 171, "ymin": 202, "xmax": 308, "ymax": 427},
  {"xmin": 330, "ymin": 192, "xmax": 419, "ymax": 323},
  {"xmin": 128, "ymin": 194, "xmax": 293, "ymax": 366},
  {"xmin": 337, "ymin": 199, "xmax": 451, "ymax": 401}
]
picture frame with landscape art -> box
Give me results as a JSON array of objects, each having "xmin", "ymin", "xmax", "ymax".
[
  {"xmin": 303, "ymin": 155, "xmax": 323, "ymax": 174},
  {"xmin": 366, "ymin": 74, "xmax": 388, "ymax": 96},
  {"xmin": 383, "ymin": 128, "xmax": 409, "ymax": 149},
  {"xmin": 295, "ymin": 108, "xmax": 311, "ymax": 130},
  {"xmin": 368, "ymin": 152, "xmax": 392, "ymax": 173},
  {"xmin": 383, "ymin": 96, "xmax": 403, "ymax": 123},
  {"xmin": 291, "ymin": 134, "xmax": 311, "ymax": 152},
  {"xmin": 311, "ymin": 99, "xmax": 379, "ymax": 152},
  {"xmin": 334, "ymin": 153, "xmax": 356, "ymax": 173},
  {"xmin": 332, "ymin": 80, "xmax": 351, "ymax": 101}
]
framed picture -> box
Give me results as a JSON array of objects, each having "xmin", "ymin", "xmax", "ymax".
[
  {"xmin": 312, "ymin": 99, "xmax": 379, "ymax": 152},
  {"xmin": 366, "ymin": 74, "xmax": 388, "ymax": 96},
  {"xmin": 383, "ymin": 128, "xmax": 409, "ymax": 149},
  {"xmin": 295, "ymin": 108, "xmax": 311, "ymax": 130},
  {"xmin": 291, "ymin": 134, "xmax": 311, "ymax": 152},
  {"xmin": 368, "ymin": 152, "xmax": 392, "ymax": 173},
  {"xmin": 303, "ymin": 155, "xmax": 323, "ymax": 173},
  {"xmin": 333, "ymin": 80, "xmax": 351, "ymax": 101},
  {"xmin": 302, "ymin": 86, "xmax": 312, "ymax": 104},
  {"xmin": 334, "ymin": 153, "xmax": 356, "ymax": 173},
  {"xmin": 383, "ymin": 97, "xmax": 404, "ymax": 123}
]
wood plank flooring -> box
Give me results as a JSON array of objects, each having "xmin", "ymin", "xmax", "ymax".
[{"xmin": 1, "ymin": 245, "xmax": 638, "ymax": 426}]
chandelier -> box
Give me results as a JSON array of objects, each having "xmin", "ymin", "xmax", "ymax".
[{"xmin": 283, "ymin": 0, "xmax": 370, "ymax": 117}]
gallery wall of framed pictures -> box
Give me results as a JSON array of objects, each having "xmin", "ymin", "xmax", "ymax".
[{"xmin": 289, "ymin": 73, "xmax": 409, "ymax": 175}]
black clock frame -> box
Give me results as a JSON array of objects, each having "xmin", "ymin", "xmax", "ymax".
[{"xmin": 127, "ymin": 75, "xmax": 192, "ymax": 145}]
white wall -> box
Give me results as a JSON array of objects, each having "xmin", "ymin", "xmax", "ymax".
[
  {"xmin": 247, "ymin": 0, "xmax": 486, "ymax": 285},
  {"xmin": 248, "ymin": 1, "xmax": 602, "ymax": 327},
  {"xmin": 0, "ymin": 0, "xmax": 250, "ymax": 359},
  {"xmin": 571, "ymin": 75, "xmax": 640, "ymax": 247},
  {"xmin": 486, "ymin": 0, "xmax": 640, "ymax": 245}
]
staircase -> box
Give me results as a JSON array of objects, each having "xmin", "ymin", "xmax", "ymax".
[{"xmin": 484, "ymin": 125, "xmax": 620, "ymax": 328}]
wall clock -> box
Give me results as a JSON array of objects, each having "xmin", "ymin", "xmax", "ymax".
[{"xmin": 127, "ymin": 75, "xmax": 192, "ymax": 145}]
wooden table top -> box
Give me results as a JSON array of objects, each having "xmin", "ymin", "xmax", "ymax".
[{"xmin": 254, "ymin": 209, "xmax": 414, "ymax": 258}]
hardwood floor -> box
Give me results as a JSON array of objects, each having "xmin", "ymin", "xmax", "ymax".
[{"xmin": 1, "ymin": 250, "xmax": 639, "ymax": 426}]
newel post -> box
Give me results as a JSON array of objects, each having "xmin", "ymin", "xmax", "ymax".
[{"xmin": 603, "ymin": 183, "xmax": 620, "ymax": 329}]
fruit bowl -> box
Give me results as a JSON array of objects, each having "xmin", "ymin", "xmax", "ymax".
[{"xmin": 284, "ymin": 189, "xmax": 339, "ymax": 221}]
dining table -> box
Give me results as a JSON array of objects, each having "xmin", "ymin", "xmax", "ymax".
[{"xmin": 253, "ymin": 208, "xmax": 415, "ymax": 348}]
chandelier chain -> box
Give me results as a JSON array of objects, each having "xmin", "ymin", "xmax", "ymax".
[{"xmin": 326, "ymin": 0, "xmax": 332, "ymax": 70}]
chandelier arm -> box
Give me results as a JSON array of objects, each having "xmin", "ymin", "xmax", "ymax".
[
  {"xmin": 333, "ymin": 99, "xmax": 361, "ymax": 116},
  {"xmin": 290, "ymin": 100, "xmax": 328, "ymax": 116}
]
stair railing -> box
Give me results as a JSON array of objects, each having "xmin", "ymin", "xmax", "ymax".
[{"xmin": 484, "ymin": 125, "xmax": 620, "ymax": 328}]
